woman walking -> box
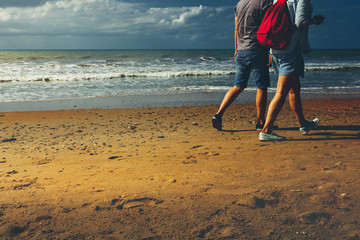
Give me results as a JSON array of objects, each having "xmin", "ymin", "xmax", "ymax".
[{"xmin": 259, "ymin": 0, "xmax": 325, "ymax": 141}]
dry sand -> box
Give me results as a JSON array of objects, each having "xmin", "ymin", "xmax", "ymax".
[{"xmin": 0, "ymin": 98, "xmax": 359, "ymax": 239}]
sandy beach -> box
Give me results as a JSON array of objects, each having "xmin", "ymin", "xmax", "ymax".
[{"xmin": 0, "ymin": 97, "xmax": 359, "ymax": 239}]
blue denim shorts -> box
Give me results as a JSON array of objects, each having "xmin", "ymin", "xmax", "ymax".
[
  {"xmin": 234, "ymin": 49, "xmax": 270, "ymax": 89},
  {"xmin": 271, "ymin": 48, "xmax": 305, "ymax": 78}
]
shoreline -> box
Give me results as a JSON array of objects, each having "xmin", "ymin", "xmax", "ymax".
[{"xmin": 0, "ymin": 91, "xmax": 359, "ymax": 112}]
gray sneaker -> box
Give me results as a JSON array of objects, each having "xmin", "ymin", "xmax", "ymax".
[
  {"xmin": 259, "ymin": 132, "xmax": 287, "ymax": 141},
  {"xmin": 300, "ymin": 118, "xmax": 320, "ymax": 135}
]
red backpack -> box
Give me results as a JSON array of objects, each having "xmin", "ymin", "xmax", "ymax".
[{"xmin": 257, "ymin": 0, "xmax": 292, "ymax": 49}]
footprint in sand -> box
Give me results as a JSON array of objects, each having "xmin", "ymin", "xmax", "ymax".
[
  {"xmin": 235, "ymin": 195, "xmax": 279, "ymax": 209},
  {"xmin": 116, "ymin": 197, "xmax": 163, "ymax": 210},
  {"xmin": 13, "ymin": 177, "xmax": 37, "ymax": 190}
]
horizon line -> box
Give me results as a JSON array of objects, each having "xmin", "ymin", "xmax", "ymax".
[{"xmin": 1, "ymin": 48, "xmax": 360, "ymax": 51}]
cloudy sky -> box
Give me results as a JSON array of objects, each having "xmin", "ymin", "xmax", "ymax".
[{"xmin": 0, "ymin": 0, "xmax": 358, "ymax": 49}]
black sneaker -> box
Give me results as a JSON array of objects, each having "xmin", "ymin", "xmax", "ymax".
[{"xmin": 212, "ymin": 114, "xmax": 222, "ymax": 131}]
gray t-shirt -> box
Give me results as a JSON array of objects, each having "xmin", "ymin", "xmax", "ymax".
[{"xmin": 235, "ymin": 0, "xmax": 273, "ymax": 50}]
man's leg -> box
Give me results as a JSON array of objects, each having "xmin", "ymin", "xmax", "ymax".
[
  {"xmin": 256, "ymin": 88, "xmax": 267, "ymax": 125},
  {"xmin": 212, "ymin": 86, "xmax": 244, "ymax": 130},
  {"xmin": 252, "ymin": 49, "xmax": 270, "ymax": 127},
  {"xmin": 216, "ymin": 86, "xmax": 244, "ymax": 117},
  {"xmin": 213, "ymin": 49, "xmax": 249, "ymax": 130}
]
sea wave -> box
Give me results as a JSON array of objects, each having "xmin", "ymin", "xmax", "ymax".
[
  {"xmin": 164, "ymin": 85, "xmax": 360, "ymax": 93},
  {"xmin": 0, "ymin": 70, "xmax": 236, "ymax": 82},
  {"xmin": 306, "ymin": 65, "xmax": 360, "ymax": 71},
  {"xmin": 1, "ymin": 63, "xmax": 359, "ymax": 83},
  {"xmin": 301, "ymin": 86, "xmax": 360, "ymax": 91}
]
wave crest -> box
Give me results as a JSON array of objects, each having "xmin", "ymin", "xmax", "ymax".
[
  {"xmin": 0, "ymin": 70, "xmax": 236, "ymax": 83},
  {"xmin": 306, "ymin": 65, "xmax": 360, "ymax": 71}
]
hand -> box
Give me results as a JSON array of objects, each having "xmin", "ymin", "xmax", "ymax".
[
  {"xmin": 234, "ymin": 50, "xmax": 238, "ymax": 61},
  {"xmin": 267, "ymin": 54, "xmax": 272, "ymax": 67},
  {"xmin": 311, "ymin": 15, "xmax": 325, "ymax": 25}
]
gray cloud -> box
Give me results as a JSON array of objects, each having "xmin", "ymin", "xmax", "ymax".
[
  {"xmin": 0, "ymin": 0, "xmax": 358, "ymax": 49},
  {"xmin": 1, "ymin": 0, "xmax": 49, "ymax": 7},
  {"xmin": 0, "ymin": 0, "xmax": 234, "ymax": 49}
]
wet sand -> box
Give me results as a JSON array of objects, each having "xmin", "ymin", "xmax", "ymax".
[{"xmin": 0, "ymin": 98, "xmax": 359, "ymax": 239}]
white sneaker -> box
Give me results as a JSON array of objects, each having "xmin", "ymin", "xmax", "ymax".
[
  {"xmin": 300, "ymin": 118, "xmax": 320, "ymax": 135},
  {"xmin": 259, "ymin": 132, "xmax": 287, "ymax": 141}
]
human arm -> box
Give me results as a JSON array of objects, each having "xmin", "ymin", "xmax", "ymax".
[
  {"xmin": 295, "ymin": 0, "xmax": 324, "ymax": 28},
  {"xmin": 294, "ymin": 0, "xmax": 312, "ymax": 28},
  {"xmin": 234, "ymin": 16, "xmax": 238, "ymax": 61}
]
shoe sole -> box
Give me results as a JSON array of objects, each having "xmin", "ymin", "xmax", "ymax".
[{"xmin": 259, "ymin": 137, "xmax": 286, "ymax": 141}]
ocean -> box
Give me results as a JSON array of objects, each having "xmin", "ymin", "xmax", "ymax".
[{"xmin": 0, "ymin": 49, "xmax": 359, "ymax": 104}]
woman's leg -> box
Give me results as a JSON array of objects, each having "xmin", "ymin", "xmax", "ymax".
[
  {"xmin": 288, "ymin": 75, "xmax": 307, "ymax": 127},
  {"xmin": 288, "ymin": 77, "xmax": 320, "ymax": 134},
  {"xmin": 261, "ymin": 73, "xmax": 298, "ymax": 134}
]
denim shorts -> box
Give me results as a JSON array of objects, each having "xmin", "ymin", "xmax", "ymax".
[
  {"xmin": 234, "ymin": 49, "xmax": 270, "ymax": 89},
  {"xmin": 271, "ymin": 48, "xmax": 305, "ymax": 78}
]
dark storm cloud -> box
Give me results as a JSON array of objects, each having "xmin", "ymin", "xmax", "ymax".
[{"xmin": 0, "ymin": 0, "xmax": 358, "ymax": 49}]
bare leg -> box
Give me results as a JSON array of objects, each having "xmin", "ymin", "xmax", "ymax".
[
  {"xmin": 261, "ymin": 74, "xmax": 297, "ymax": 134},
  {"xmin": 216, "ymin": 86, "xmax": 244, "ymax": 117},
  {"xmin": 288, "ymin": 76, "xmax": 307, "ymax": 127},
  {"xmin": 256, "ymin": 88, "xmax": 267, "ymax": 125}
]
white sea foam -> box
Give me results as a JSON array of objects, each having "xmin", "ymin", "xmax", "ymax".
[{"xmin": 305, "ymin": 64, "xmax": 360, "ymax": 71}]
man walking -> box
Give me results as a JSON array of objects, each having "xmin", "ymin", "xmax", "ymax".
[{"xmin": 212, "ymin": 0, "xmax": 273, "ymax": 131}]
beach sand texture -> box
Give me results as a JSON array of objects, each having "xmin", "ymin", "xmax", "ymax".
[{"xmin": 0, "ymin": 98, "xmax": 359, "ymax": 239}]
